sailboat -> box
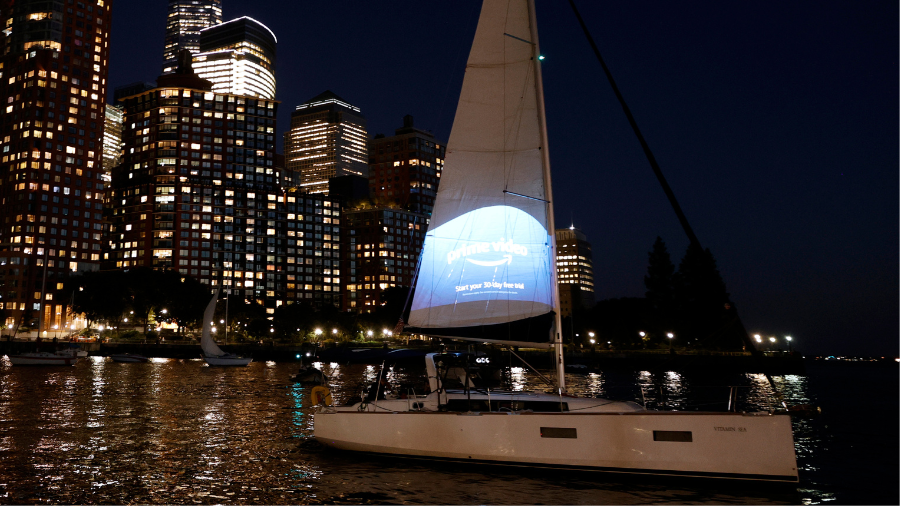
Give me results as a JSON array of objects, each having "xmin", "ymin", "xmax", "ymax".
[
  {"xmin": 199, "ymin": 288, "xmax": 252, "ymax": 366},
  {"xmin": 313, "ymin": 0, "xmax": 798, "ymax": 482}
]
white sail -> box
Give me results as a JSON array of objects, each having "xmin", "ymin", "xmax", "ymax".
[
  {"xmin": 199, "ymin": 288, "xmax": 225, "ymax": 357},
  {"xmin": 409, "ymin": 0, "xmax": 556, "ymax": 333}
]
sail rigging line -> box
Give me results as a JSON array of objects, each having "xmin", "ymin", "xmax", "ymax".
[
  {"xmin": 566, "ymin": 0, "xmax": 700, "ymax": 249},
  {"xmin": 394, "ymin": 215, "xmax": 423, "ymax": 335},
  {"xmin": 502, "ymin": 189, "xmax": 549, "ymax": 203},
  {"xmin": 506, "ymin": 347, "xmax": 556, "ymax": 388},
  {"xmin": 433, "ymin": 0, "xmax": 481, "ymax": 142},
  {"xmin": 567, "ymin": 0, "xmax": 787, "ymax": 409}
]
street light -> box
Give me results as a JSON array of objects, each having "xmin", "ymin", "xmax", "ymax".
[
  {"xmin": 667, "ymin": 332, "xmax": 674, "ymax": 352},
  {"xmin": 786, "ymin": 335, "xmax": 793, "ymax": 352}
]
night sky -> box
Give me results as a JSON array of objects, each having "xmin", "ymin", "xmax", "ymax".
[{"xmin": 108, "ymin": 1, "xmax": 898, "ymax": 357}]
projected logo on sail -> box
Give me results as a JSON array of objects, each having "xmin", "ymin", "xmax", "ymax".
[{"xmin": 412, "ymin": 205, "xmax": 553, "ymax": 312}]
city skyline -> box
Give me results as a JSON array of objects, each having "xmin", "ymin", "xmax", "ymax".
[{"xmin": 105, "ymin": 1, "xmax": 897, "ymax": 356}]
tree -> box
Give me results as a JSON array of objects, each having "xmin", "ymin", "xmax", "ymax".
[
  {"xmin": 644, "ymin": 237, "xmax": 677, "ymax": 336},
  {"xmin": 65, "ymin": 270, "xmax": 129, "ymax": 328},
  {"xmin": 586, "ymin": 298, "xmax": 651, "ymax": 349},
  {"xmin": 272, "ymin": 301, "xmax": 316, "ymax": 342},
  {"xmin": 674, "ymin": 243, "xmax": 736, "ymax": 349},
  {"xmin": 161, "ymin": 272, "xmax": 211, "ymax": 335}
]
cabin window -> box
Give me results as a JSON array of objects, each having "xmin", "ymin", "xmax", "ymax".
[
  {"xmin": 653, "ymin": 430, "xmax": 693, "ymax": 442},
  {"xmin": 540, "ymin": 427, "xmax": 577, "ymax": 439}
]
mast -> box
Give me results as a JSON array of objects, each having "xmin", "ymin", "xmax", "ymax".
[{"xmin": 527, "ymin": 0, "xmax": 565, "ymax": 392}]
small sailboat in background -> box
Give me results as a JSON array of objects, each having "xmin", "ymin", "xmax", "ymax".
[
  {"xmin": 110, "ymin": 353, "xmax": 149, "ymax": 363},
  {"xmin": 8, "ymin": 349, "xmax": 78, "ymax": 366},
  {"xmin": 290, "ymin": 359, "xmax": 328, "ymax": 384},
  {"xmin": 313, "ymin": 0, "xmax": 798, "ymax": 482},
  {"xmin": 200, "ymin": 289, "xmax": 251, "ymax": 366}
]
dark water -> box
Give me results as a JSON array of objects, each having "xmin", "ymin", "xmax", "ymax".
[{"xmin": 0, "ymin": 355, "xmax": 896, "ymax": 505}]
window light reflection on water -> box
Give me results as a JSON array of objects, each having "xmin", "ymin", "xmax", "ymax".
[{"xmin": 0, "ymin": 355, "xmax": 878, "ymax": 504}]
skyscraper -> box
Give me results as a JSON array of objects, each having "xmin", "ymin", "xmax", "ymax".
[
  {"xmin": 368, "ymin": 115, "xmax": 444, "ymax": 216},
  {"xmin": 102, "ymin": 104, "xmax": 124, "ymax": 172},
  {"xmin": 162, "ymin": 0, "xmax": 222, "ymax": 74},
  {"xmin": 342, "ymin": 207, "xmax": 426, "ymax": 312},
  {"xmin": 193, "ymin": 16, "xmax": 276, "ymax": 100},
  {"xmin": 0, "ymin": 0, "xmax": 113, "ymax": 334},
  {"xmin": 284, "ymin": 91, "xmax": 368, "ymax": 195},
  {"xmin": 110, "ymin": 60, "xmax": 342, "ymax": 311},
  {"xmin": 555, "ymin": 226, "xmax": 596, "ymax": 317}
]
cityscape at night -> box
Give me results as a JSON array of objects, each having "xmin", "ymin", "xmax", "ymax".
[{"xmin": 0, "ymin": 0, "xmax": 896, "ymax": 504}]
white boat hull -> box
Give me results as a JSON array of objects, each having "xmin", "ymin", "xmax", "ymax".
[
  {"xmin": 203, "ymin": 355, "xmax": 252, "ymax": 366},
  {"xmin": 8, "ymin": 353, "xmax": 78, "ymax": 366},
  {"xmin": 314, "ymin": 409, "xmax": 798, "ymax": 482}
]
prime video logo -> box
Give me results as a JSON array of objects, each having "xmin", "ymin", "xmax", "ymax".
[{"xmin": 446, "ymin": 238, "xmax": 529, "ymax": 266}]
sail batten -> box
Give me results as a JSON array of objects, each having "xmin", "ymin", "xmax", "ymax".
[{"xmin": 408, "ymin": 0, "xmax": 555, "ymax": 343}]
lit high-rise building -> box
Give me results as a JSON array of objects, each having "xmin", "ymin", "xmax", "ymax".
[
  {"xmin": 162, "ymin": 0, "xmax": 222, "ymax": 74},
  {"xmin": 284, "ymin": 91, "xmax": 368, "ymax": 195},
  {"xmin": 110, "ymin": 60, "xmax": 342, "ymax": 311},
  {"xmin": 193, "ymin": 16, "xmax": 276, "ymax": 100},
  {"xmin": 102, "ymin": 104, "xmax": 124, "ymax": 172},
  {"xmin": 0, "ymin": 0, "xmax": 113, "ymax": 334},
  {"xmin": 368, "ymin": 115, "xmax": 445, "ymax": 216},
  {"xmin": 342, "ymin": 207, "xmax": 427, "ymax": 311},
  {"xmin": 555, "ymin": 226, "xmax": 596, "ymax": 317}
]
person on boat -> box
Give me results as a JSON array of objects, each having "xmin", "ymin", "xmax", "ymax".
[{"xmin": 366, "ymin": 377, "xmax": 391, "ymax": 401}]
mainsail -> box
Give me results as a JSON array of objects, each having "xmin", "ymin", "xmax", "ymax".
[
  {"xmin": 408, "ymin": 0, "xmax": 559, "ymax": 344},
  {"xmin": 199, "ymin": 288, "xmax": 225, "ymax": 357}
]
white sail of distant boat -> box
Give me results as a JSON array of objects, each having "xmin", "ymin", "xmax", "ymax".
[
  {"xmin": 200, "ymin": 288, "xmax": 251, "ymax": 366},
  {"xmin": 313, "ymin": 0, "xmax": 798, "ymax": 482}
]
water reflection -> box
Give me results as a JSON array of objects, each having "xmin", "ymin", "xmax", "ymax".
[{"xmin": 0, "ymin": 356, "xmax": 886, "ymax": 504}]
